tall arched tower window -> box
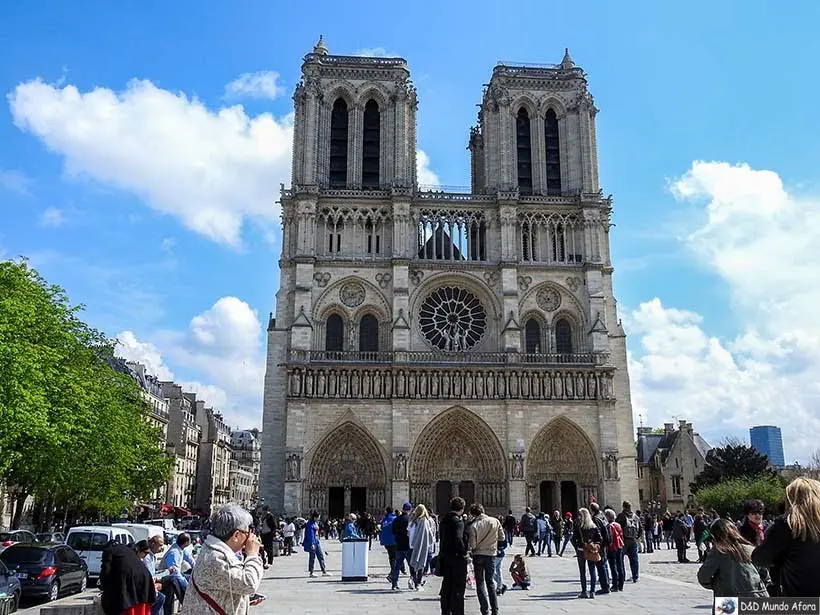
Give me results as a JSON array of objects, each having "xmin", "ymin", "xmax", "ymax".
[
  {"xmin": 362, "ymin": 99, "xmax": 380, "ymax": 189},
  {"xmin": 524, "ymin": 318, "xmax": 541, "ymax": 353},
  {"xmin": 358, "ymin": 314, "xmax": 379, "ymax": 352},
  {"xmin": 325, "ymin": 314, "xmax": 344, "ymax": 352},
  {"xmin": 516, "ymin": 108, "xmax": 532, "ymax": 195},
  {"xmin": 329, "ymin": 98, "xmax": 349, "ymax": 188},
  {"xmin": 555, "ymin": 318, "xmax": 572, "ymax": 354},
  {"xmin": 545, "ymin": 108, "xmax": 561, "ymax": 195}
]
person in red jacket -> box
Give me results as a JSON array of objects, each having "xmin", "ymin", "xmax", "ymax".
[{"xmin": 605, "ymin": 509, "xmax": 625, "ymax": 591}]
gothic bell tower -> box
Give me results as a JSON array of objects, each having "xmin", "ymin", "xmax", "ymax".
[
  {"xmin": 291, "ymin": 36, "xmax": 417, "ymax": 191},
  {"xmin": 469, "ymin": 49, "xmax": 599, "ymax": 196}
]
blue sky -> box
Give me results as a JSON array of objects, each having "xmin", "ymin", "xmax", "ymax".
[{"xmin": 3, "ymin": 1, "xmax": 820, "ymax": 461}]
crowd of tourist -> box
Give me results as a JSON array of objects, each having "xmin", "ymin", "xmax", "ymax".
[{"xmin": 93, "ymin": 475, "xmax": 820, "ymax": 615}]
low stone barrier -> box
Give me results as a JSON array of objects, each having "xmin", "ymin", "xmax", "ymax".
[{"xmin": 39, "ymin": 593, "xmax": 103, "ymax": 615}]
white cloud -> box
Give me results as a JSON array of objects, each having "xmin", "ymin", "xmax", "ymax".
[
  {"xmin": 354, "ymin": 47, "xmax": 399, "ymax": 58},
  {"xmin": 116, "ymin": 297, "xmax": 264, "ymax": 428},
  {"xmin": 0, "ymin": 169, "xmax": 32, "ymax": 196},
  {"xmin": 8, "ymin": 78, "xmax": 293, "ymax": 247},
  {"xmin": 160, "ymin": 237, "xmax": 175, "ymax": 252},
  {"xmin": 224, "ymin": 71, "xmax": 283, "ymax": 101},
  {"xmin": 38, "ymin": 207, "xmax": 65, "ymax": 227},
  {"xmin": 115, "ymin": 330, "xmax": 175, "ymax": 380},
  {"xmin": 416, "ymin": 149, "xmax": 440, "ymax": 187},
  {"xmin": 629, "ymin": 161, "xmax": 820, "ymax": 463}
]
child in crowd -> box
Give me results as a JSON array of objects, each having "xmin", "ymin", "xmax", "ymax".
[{"xmin": 509, "ymin": 554, "xmax": 531, "ymax": 590}]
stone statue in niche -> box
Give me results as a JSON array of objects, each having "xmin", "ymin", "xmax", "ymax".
[
  {"xmin": 510, "ymin": 453, "xmax": 525, "ymax": 479},
  {"xmin": 394, "ymin": 454, "xmax": 408, "ymax": 481},
  {"xmin": 286, "ymin": 454, "xmax": 301, "ymax": 481},
  {"xmin": 603, "ymin": 454, "xmax": 619, "ymax": 480}
]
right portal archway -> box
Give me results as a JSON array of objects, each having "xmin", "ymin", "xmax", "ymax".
[{"xmin": 526, "ymin": 417, "xmax": 600, "ymax": 515}]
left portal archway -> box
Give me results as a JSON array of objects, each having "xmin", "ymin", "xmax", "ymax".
[{"xmin": 307, "ymin": 422, "xmax": 387, "ymax": 517}]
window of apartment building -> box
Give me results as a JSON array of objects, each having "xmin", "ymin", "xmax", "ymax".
[
  {"xmin": 638, "ymin": 466, "xmax": 644, "ymax": 479},
  {"xmin": 694, "ymin": 458, "xmax": 698, "ymax": 469},
  {"xmin": 672, "ymin": 475, "xmax": 682, "ymax": 496},
  {"xmin": 675, "ymin": 457, "xmax": 679, "ymax": 469},
  {"xmin": 639, "ymin": 489, "xmax": 644, "ymax": 503}
]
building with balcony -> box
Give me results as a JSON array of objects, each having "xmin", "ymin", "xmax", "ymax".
[
  {"xmin": 193, "ymin": 400, "xmax": 233, "ymax": 515},
  {"xmin": 162, "ymin": 383, "xmax": 202, "ymax": 511},
  {"xmin": 260, "ymin": 40, "xmax": 637, "ymax": 518},
  {"xmin": 231, "ymin": 429, "xmax": 262, "ymax": 504},
  {"xmin": 636, "ymin": 421, "xmax": 712, "ymax": 513},
  {"xmin": 230, "ymin": 460, "xmax": 255, "ymax": 510}
]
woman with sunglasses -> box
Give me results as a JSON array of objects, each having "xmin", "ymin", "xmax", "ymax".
[{"xmin": 180, "ymin": 503, "xmax": 265, "ymax": 615}]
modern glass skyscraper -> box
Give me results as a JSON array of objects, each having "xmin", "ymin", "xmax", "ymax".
[{"xmin": 749, "ymin": 425, "xmax": 785, "ymax": 467}]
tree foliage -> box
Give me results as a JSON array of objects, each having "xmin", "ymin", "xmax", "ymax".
[
  {"xmin": 692, "ymin": 443, "xmax": 778, "ymax": 493},
  {"xmin": 0, "ymin": 260, "xmax": 173, "ymax": 525},
  {"xmin": 695, "ymin": 477, "xmax": 785, "ymax": 519}
]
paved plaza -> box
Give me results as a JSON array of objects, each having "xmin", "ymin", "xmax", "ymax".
[
  {"xmin": 250, "ymin": 541, "xmax": 710, "ymax": 615},
  {"xmin": 19, "ymin": 542, "xmax": 712, "ymax": 614}
]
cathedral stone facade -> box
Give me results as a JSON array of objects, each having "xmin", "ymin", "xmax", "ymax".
[{"xmin": 259, "ymin": 38, "xmax": 638, "ymax": 519}]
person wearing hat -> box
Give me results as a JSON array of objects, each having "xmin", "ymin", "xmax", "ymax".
[{"xmin": 389, "ymin": 503, "xmax": 413, "ymax": 590}]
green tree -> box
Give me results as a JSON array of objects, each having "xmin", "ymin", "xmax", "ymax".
[
  {"xmin": 0, "ymin": 260, "xmax": 172, "ymax": 526},
  {"xmin": 695, "ymin": 477, "xmax": 785, "ymax": 519},
  {"xmin": 692, "ymin": 443, "xmax": 777, "ymax": 493}
]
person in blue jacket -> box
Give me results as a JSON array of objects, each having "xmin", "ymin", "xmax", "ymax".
[
  {"xmin": 303, "ymin": 510, "xmax": 329, "ymax": 578},
  {"xmin": 380, "ymin": 506, "xmax": 399, "ymax": 577},
  {"xmin": 343, "ymin": 513, "xmax": 361, "ymax": 539}
]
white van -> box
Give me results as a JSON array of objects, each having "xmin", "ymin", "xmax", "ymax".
[
  {"xmin": 112, "ymin": 523, "xmax": 165, "ymax": 545},
  {"xmin": 66, "ymin": 526, "xmax": 135, "ymax": 580}
]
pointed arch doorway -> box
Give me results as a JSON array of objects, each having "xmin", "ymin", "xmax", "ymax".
[
  {"xmin": 306, "ymin": 422, "xmax": 388, "ymax": 516},
  {"xmin": 410, "ymin": 407, "xmax": 507, "ymax": 515},
  {"xmin": 527, "ymin": 416, "xmax": 600, "ymax": 514}
]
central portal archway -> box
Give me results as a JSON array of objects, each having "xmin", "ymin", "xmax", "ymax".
[
  {"xmin": 526, "ymin": 416, "xmax": 600, "ymax": 514},
  {"xmin": 409, "ymin": 407, "xmax": 507, "ymax": 515},
  {"xmin": 306, "ymin": 422, "xmax": 388, "ymax": 516}
]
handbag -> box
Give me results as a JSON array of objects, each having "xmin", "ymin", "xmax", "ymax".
[{"xmin": 583, "ymin": 541, "xmax": 601, "ymax": 563}]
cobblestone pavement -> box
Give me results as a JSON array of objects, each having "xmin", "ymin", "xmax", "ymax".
[
  {"xmin": 253, "ymin": 540, "xmax": 711, "ymax": 615},
  {"xmin": 18, "ymin": 541, "xmax": 710, "ymax": 614}
]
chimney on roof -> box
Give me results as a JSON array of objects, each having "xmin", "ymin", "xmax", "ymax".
[
  {"xmin": 664, "ymin": 423, "xmax": 675, "ymax": 434},
  {"xmin": 679, "ymin": 419, "xmax": 692, "ymax": 433}
]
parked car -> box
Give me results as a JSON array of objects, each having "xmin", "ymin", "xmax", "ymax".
[
  {"xmin": 35, "ymin": 533, "xmax": 65, "ymax": 544},
  {"xmin": 0, "ymin": 531, "xmax": 37, "ymax": 553},
  {"xmin": 112, "ymin": 524, "xmax": 164, "ymax": 546},
  {"xmin": 65, "ymin": 526, "xmax": 133, "ymax": 582},
  {"xmin": 0, "ymin": 559, "xmax": 21, "ymax": 612},
  {"xmin": 0, "ymin": 543, "xmax": 87, "ymax": 603}
]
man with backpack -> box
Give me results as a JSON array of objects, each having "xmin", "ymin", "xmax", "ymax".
[
  {"xmin": 616, "ymin": 501, "xmax": 642, "ymax": 584},
  {"xmin": 519, "ymin": 507, "xmax": 537, "ymax": 557},
  {"xmin": 589, "ymin": 502, "xmax": 611, "ymax": 594}
]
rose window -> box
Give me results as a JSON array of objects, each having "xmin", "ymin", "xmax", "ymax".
[{"xmin": 419, "ymin": 286, "xmax": 487, "ymax": 351}]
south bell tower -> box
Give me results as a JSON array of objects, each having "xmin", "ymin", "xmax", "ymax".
[{"xmin": 260, "ymin": 42, "xmax": 637, "ymax": 518}]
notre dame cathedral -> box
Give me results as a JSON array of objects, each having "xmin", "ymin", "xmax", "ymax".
[{"xmin": 259, "ymin": 38, "xmax": 638, "ymax": 519}]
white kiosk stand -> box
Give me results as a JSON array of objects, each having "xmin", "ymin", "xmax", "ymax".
[{"xmin": 341, "ymin": 537, "xmax": 370, "ymax": 581}]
